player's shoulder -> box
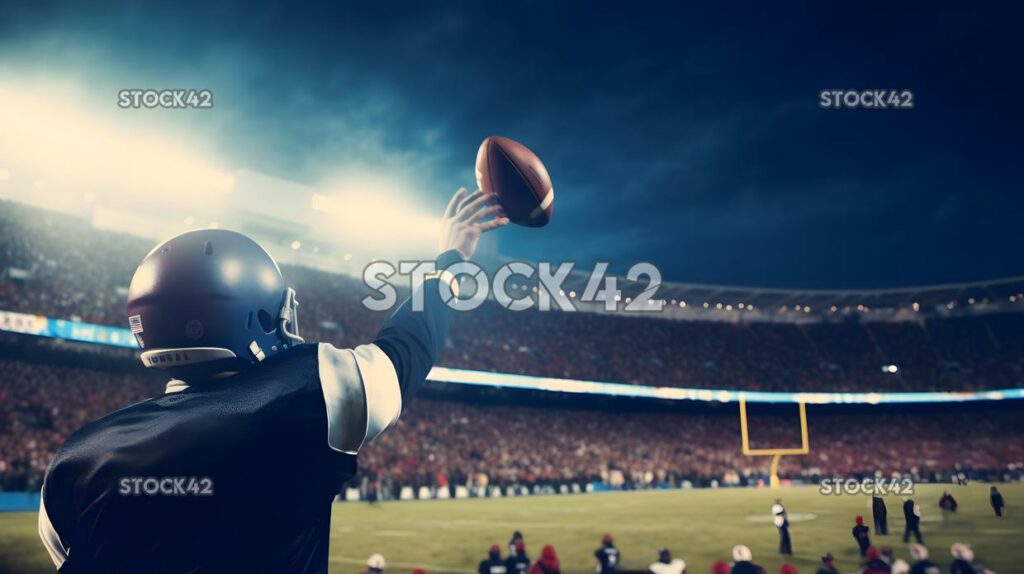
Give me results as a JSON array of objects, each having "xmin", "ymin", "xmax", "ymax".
[
  {"xmin": 44, "ymin": 390, "xmax": 168, "ymax": 489},
  {"xmin": 55, "ymin": 391, "xmax": 161, "ymax": 454},
  {"xmin": 56, "ymin": 344, "xmax": 321, "ymax": 450}
]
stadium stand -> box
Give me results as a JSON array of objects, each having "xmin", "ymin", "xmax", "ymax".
[
  {"xmin": 1, "ymin": 200, "xmax": 1023, "ymax": 494},
  {"xmin": 1, "ymin": 342, "xmax": 1022, "ymax": 494},
  {"xmin": 2, "ymin": 200, "xmax": 1023, "ymax": 393}
]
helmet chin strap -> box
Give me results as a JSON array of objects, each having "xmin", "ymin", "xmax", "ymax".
[{"xmin": 278, "ymin": 287, "xmax": 304, "ymax": 346}]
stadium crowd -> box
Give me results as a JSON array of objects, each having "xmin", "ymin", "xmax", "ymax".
[
  {"xmin": 2, "ymin": 200, "xmax": 1023, "ymax": 394},
  {"xmin": 357, "ymin": 399, "xmax": 1024, "ymax": 495},
  {"xmin": 2, "ymin": 354, "xmax": 1022, "ymax": 493}
]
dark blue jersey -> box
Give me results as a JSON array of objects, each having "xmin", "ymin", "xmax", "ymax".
[
  {"xmin": 39, "ymin": 250, "xmax": 462, "ymax": 573},
  {"xmin": 480, "ymin": 557, "xmax": 508, "ymax": 574},
  {"xmin": 41, "ymin": 344, "xmax": 351, "ymax": 573},
  {"xmin": 506, "ymin": 554, "xmax": 531, "ymax": 574},
  {"xmin": 595, "ymin": 545, "xmax": 620, "ymax": 574}
]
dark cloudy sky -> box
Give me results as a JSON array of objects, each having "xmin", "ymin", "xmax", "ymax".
[{"xmin": 1, "ymin": 1, "xmax": 1021, "ymax": 288}]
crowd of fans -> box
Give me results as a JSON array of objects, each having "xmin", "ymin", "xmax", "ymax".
[
  {"xmin": 2, "ymin": 200, "xmax": 1023, "ymax": 394},
  {"xmin": 358, "ymin": 399, "xmax": 1024, "ymax": 494},
  {"xmin": 2, "ymin": 352, "xmax": 1022, "ymax": 492},
  {"xmin": 2, "ymin": 200, "xmax": 1024, "ymax": 492},
  {"xmin": 0, "ymin": 357, "xmax": 163, "ymax": 490}
]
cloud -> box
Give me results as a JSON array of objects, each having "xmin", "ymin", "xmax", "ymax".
[{"xmin": 0, "ymin": 1, "xmax": 1021, "ymax": 287}]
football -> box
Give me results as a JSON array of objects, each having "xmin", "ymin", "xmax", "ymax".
[{"xmin": 475, "ymin": 136, "xmax": 554, "ymax": 227}]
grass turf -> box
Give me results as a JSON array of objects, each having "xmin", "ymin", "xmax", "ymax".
[{"xmin": 1, "ymin": 483, "xmax": 1019, "ymax": 573}]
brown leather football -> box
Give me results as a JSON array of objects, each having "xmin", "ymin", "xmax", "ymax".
[{"xmin": 475, "ymin": 136, "xmax": 553, "ymax": 227}]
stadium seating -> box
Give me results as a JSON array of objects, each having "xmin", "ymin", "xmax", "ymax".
[
  {"xmin": 2, "ymin": 353, "xmax": 1022, "ymax": 493},
  {"xmin": 2, "ymin": 200, "xmax": 1023, "ymax": 493},
  {"xmin": 2, "ymin": 200, "xmax": 1023, "ymax": 393}
]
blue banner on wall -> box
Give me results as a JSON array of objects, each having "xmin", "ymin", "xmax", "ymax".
[{"xmin": 0, "ymin": 310, "xmax": 138, "ymax": 348}]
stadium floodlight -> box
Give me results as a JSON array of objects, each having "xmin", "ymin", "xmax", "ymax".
[
  {"xmin": 311, "ymin": 190, "xmax": 439, "ymax": 252},
  {"xmin": 738, "ymin": 398, "xmax": 810, "ymax": 489},
  {"xmin": 0, "ymin": 83, "xmax": 234, "ymax": 204}
]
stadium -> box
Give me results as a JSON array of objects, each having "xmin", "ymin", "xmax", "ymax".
[
  {"xmin": 1, "ymin": 200, "xmax": 1022, "ymax": 573},
  {"xmin": 2, "ymin": 3, "xmax": 1023, "ymax": 574}
]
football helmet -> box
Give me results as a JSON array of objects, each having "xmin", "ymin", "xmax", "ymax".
[{"xmin": 126, "ymin": 229, "xmax": 302, "ymax": 378}]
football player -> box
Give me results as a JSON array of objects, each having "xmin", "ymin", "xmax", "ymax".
[
  {"xmin": 908, "ymin": 544, "xmax": 940, "ymax": 574},
  {"xmin": 902, "ymin": 497, "xmax": 924, "ymax": 544},
  {"xmin": 594, "ymin": 534, "xmax": 620, "ymax": 574},
  {"xmin": 360, "ymin": 553, "xmax": 388, "ymax": 574},
  {"xmin": 772, "ymin": 498, "xmax": 792, "ymax": 555},
  {"xmin": 729, "ymin": 545, "xmax": 764, "ymax": 574},
  {"xmin": 479, "ymin": 544, "xmax": 508, "ymax": 574},
  {"xmin": 989, "ymin": 486, "xmax": 1005, "ymax": 517},
  {"xmin": 647, "ymin": 547, "xmax": 685, "ymax": 574},
  {"xmin": 37, "ymin": 188, "xmax": 507, "ymax": 572},
  {"xmin": 506, "ymin": 540, "xmax": 531, "ymax": 574},
  {"xmin": 872, "ymin": 494, "xmax": 889, "ymax": 535},
  {"xmin": 853, "ymin": 515, "xmax": 871, "ymax": 556}
]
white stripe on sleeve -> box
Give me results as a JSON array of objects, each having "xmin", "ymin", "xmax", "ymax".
[
  {"xmin": 38, "ymin": 492, "xmax": 67, "ymax": 569},
  {"xmin": 318, "ymin": 343, "xmax": 402, "ymax": 454}
]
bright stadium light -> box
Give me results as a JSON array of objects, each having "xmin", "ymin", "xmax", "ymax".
[
  {"xmin": 0, "ymin": 83, "xmax": 234, "ymax": 206},
  {"xmin": 311, "ymin": 174, "xmax": 439, "ymax": 252}
]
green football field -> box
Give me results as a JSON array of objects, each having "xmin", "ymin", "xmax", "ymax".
[{"xmin": 1, "ymin": 483, "xmax": 1019, "ymax": 573}]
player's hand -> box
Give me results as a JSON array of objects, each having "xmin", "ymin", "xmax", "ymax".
[{"xmin": 439, "ymin": 187, "xmax": 509, "ymax": 259}]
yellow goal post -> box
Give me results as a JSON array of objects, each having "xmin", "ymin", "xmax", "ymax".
[{"xmin": 738, "ymin": 398, "xmax": 809, "ymax": 488}]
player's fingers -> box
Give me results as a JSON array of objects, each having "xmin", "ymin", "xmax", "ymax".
[
  {"xmin": 445, "ymin": 187, "xmax": 468, "ymax": 218},
  {"xmin": 477, "ymin": 217, "xmax": 510, "ymax": 233},
  {"xmin": 467, "ymin": 204, "xmax": 502, "ymax": 224},
  {"xmin": 456, "ymin": 188, "xmax": 484, "ymax": 214},
  {"xmin": 457, "ymin": 193, "xmax": 496, "ymax": 221}
]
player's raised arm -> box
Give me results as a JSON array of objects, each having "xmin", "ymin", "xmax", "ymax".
[
  {"xmin": 374, "ymin": 187, "xmax": 507, "ymax": 394},
  {"xmin": 319, "ymin": 188, "xmax": 507, "ymax": 453}
]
